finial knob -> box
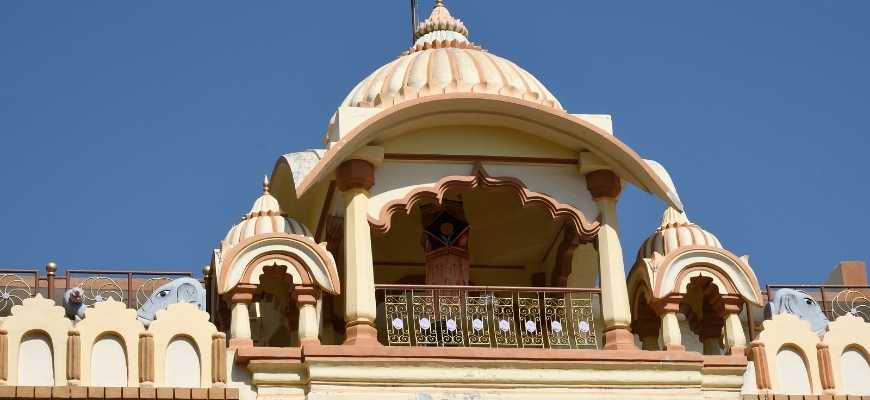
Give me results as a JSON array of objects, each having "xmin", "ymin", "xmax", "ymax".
[
  {"xmin": 202, "ymin": 265, "xmax": 211, "ymax": 278},
  {"xmin": 435, "ymin": 0, "xmax": 445, "ymax": 7},
  {"xmin": 45, "ymin": 261, "xmax": 57, "ymax": 275},
  {"xmin": 262, "ymin": 175, "xmax": 271, "ymax": 194}
]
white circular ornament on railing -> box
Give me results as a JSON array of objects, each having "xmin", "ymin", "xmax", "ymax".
[
  {"xmin": 498, "ymin": 319, "xmax": 511, "ymax": 332},
  {"xmin": 446, "ymin": 318, "xmax": 457, "ymax": 332},
  {"xmin": 472, "ymin": 318, "xmax": 484, "ymax": 331},
  {"xmin": 578, "ymin": 320, "xmax": 590, "ymax": 333},
  {"xmin": 525, "ymin": 320, "xmax": 537, "ymax": 333},
  {"xmin": 419, "ymin": 317, "xmax": 432, "ymax": 330},
  {"xmin": 391, "ymin": 318, "xmax": 404, "ymax": 331},
  {"xmin": 0, "ymin": 292, "xmax": 9, "ymax": 300},
  {"xmin": 551, "ymin": 320, "xmax": 563, "ymax": 333},
  {"xmin": 95, "ymin": 294, "xmax": 104, "ymax": 302}
]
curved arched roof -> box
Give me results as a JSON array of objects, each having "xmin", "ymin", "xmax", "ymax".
[{"xmin": 284, "ymin": 93, "xmax": 682, "ymax": 211}]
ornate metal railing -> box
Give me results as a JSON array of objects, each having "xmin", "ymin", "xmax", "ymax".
[
  {"xmin": 0, "ymin": 264, "xmax": 199, "ymax": 315},
  {"xmin": 375, "ymin": 284, "xmax": 601, "ymax": 349},
  {"xmin": 766, "ymin": 284, "xmax": 870, "ymax": 322}
]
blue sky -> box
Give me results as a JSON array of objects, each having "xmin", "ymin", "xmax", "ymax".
[{"xmin": 1, "ymin": 1, "xmax": 867, "ymax": 284}]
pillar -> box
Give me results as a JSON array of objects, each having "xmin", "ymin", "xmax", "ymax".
[
  {"xmin": 294, "ymin": 286, "xmax": 321, "ymax": 345},
  {"xmin": 586, "ymin": 170, "xmax": 636, "ymax": 350},
  {"xmin": 722, "ymin": 295, "xmax": 747, "ymax": 355},
  {"xmin": 653, "ymin": 294, "xmax": 685, "ymax": 351},
  {"xmin": 225, "ymin": 284, "xmax": 256, "ymax": 348},
  {"xmin": 337, "ymin": 159, "xmax": 380, "ymax": 346}
]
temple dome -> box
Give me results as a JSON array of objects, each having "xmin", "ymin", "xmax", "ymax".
[
  {"xmin": 222, "ymin": 176, "xmax": 312, "ymax": 249},
  {"xmin": 636, "ymin": 207, "xmax": 723, "ymax": 261},
  {"xmin": 326, "ymin": 1, "xmax": 562, "ymax": 140}
]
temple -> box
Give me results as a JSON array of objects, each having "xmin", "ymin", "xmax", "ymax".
[{"xmin": 2, "ymin": 2, "xmax": 869, "ymax": 399}]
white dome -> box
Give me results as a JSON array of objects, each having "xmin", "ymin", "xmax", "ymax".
[
  {"xmin": 222, "ymin": 176, "xmax": 312, "ymax": 249},
  {"xmin": 636, "ymin": 207, "xmax": 722, "ymax": 261}
]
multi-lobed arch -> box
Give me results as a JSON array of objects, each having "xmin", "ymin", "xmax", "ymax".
[{"xmin": 217, "ymin": 233, "xmax": 340, "ymax": 295}]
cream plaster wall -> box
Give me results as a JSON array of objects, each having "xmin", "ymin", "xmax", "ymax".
[
  {"xmin": 165, "ymin": 337, "xmax": 201, "ymax": 388},
  {"xmin": 2, "ymin": 294, "xmax": 71, "ymax": 386},
  {"xmin": 774, "ymin": 347, "xmax": 812, "ymax": 395},
  {"xmin": 90, "ymin": 335, "xmax": 127, "ymax": 387},
  {"xmin": 77, "ymin": 299, "xmax": 143, "ymax": 386},
  {"xmin": 149, "ymin": 303, "xmax": 218, "ymax": 387},
  {"xmin": 839, "ymin": 349, "xmax": 870, "ymax": 394},
  {"xmin": 823, "ymin": 315, "xmax": 870, "ymax": 394},
  {"xmin": 18, "ymin": 333, "xmax": 54, "ymax": 386},
  {"xmin": 378, "ymin": 126, "xmax": 578, "ymax": 159}
]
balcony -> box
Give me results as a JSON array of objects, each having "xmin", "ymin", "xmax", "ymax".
[{"xmin": 375, "ymin": 284, "xmax": 602, "ymax": 349}]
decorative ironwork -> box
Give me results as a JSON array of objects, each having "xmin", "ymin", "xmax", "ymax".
[
  {"xmin": 0, "ymin": 273, "xmax": 35, "ymax": 315},
  {"xmin": 76, "ymin": 276, "xmax": 124, "ymax": 305},
  {"xmin": 830, "ymin": 289, "xmax": 870, "ymax": 321},
  {"xmin": 134, "ymin": 277, "xmax": 174, "ymax": 309},
  {"xmin": 377, "ymin": 284, "xmax": 601, "ymax": 349}
]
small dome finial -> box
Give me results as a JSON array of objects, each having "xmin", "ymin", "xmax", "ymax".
[
  {"xmin": 413, "ymin": 0, "xmax": 469, "ymax": 45},
  {"xmin": 262, "ymin": 175, "xmax": 271, "ymax": 194},
  {"xmin": 434, "ymin": 0, "xmax": 445, "ymax": 8},
  {"xmin": 660, "ymin": 206, "xmax": 690, "ymax": 228}
]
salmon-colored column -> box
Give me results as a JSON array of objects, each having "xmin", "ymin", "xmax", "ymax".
[
  {"xmin": 337, "ymin": 159, "xmax": 380, "ymax": 346},
  {"xmin": 654, "ymin": 294, "xmax": 685, "ymax": 351},
  {"xmin": 721, "ymin": 295, "xmax": 747, "ymax": 355},
  {"xmin": 586, "ymin": 170, "xmax": 636, "ymax": 350},
  {"xmin": 294, "ymin": 286, "xmax": 322, "ymax": 345}
]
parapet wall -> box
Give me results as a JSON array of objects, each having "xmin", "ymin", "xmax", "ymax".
[{"xmin": 0, "ymin": 295, "xmax": 226, "ymax": 388}]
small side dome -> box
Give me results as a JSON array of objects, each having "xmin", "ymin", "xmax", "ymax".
[
  {"xmin": 223, "ymin": 176, "xmax": 312, "ymax": 249},
  {"xmin": 637, "ymin": 207, "xmax": 722, "ymax": 260}
]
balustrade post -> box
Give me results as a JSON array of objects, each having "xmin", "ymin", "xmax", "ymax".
[
  {"xmin": 66, "ymin": 330, "xmax": 81, "ymax": 386},
  {"xmin": 586, "ymin": 170, "xmax": 636, "ymax": 350},
  {"xmin": 721, "ymin": 295, "xmax": 746, "ymax": 355},
  {"xmin": 139, "ymin": 331, "xmax": 155, "ymax": 387},
  {"xmin": 211, "ymin": 332, "xmax": 227, "ymax": 387},
  {"xmin": 225, "ymin": 284, "xmax": 256, "ymax": 348},
  {"xmin": 45, "ymin": 261, "xmax": 57, "ymax": 301},
  {"xmin": 0, "ymin": 328, "xmax": 7, "ymax": 385},
  {"xmin": 653, "ymin": 294, "xmax": 684, "ymax": 351},
  {"xmin": 294, "ymin": 286, "xmax": 322, "ymax": 345}
]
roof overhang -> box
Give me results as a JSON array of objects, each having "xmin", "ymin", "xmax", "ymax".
[{"xmin": 288, "ymin": 93, "xmax": 682, "ymax": 211}]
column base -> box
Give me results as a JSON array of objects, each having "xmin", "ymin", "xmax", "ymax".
[
  {"xmin": 665, "ymin": 344, "xmax": 685, "ymax": 352},
  {"xmin": 229, "ymin": 337, "xmax": 254, "ymax": 349},
  {"xmin": 343, "ymin": 321, "xmax": 381, "ymax": 346},
  {"xmin": 300, "ymin": 338, "xmax": 321, "ymax": 346},
  {"xmin": 729, "ymin": 345, "xmax": 747, "ymax": 356},
  {"xmin": 603, "ymin": 326, "xmax": 638, "ymax": 350}
]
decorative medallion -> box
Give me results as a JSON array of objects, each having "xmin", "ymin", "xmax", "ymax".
[
  {"xmin": 498, "ymin": 319, "xmax": 511, "ymax": 332},
  {"xmin": 391, "ymin": 317, "xmax": 405, "ymax": 331},
  {"xmin": 578, "ymin": 320, "xmax": 590, "ymax": 333},
  {"xmin": 525, "ymin": 320, "xmax": 537, "ymax": 333},
  {"xmin": 446, "ymin": 318, "xmax": 457, "ymax": 332},
  {"xmin": 472, "ymin": 318, "xmax": 484, "ymax": 332},
  {"xmin": 419, "ymin": 317, "xmax": 432, "ymax": 330},
  {"xmin": 551, "ymin": 320, "xmax": 563, "ymax": 333}
]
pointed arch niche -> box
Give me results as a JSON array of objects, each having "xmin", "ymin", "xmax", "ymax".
[{"xmin": 368, "ymin": 164, "xmax": 601, "ymax": 288}]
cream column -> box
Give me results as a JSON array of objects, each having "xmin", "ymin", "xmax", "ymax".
[
  {"xmin": 586, "ymin": 170, "xmax": 636, "ymax": 350},
  {"xmin": 294, "ymin": 286, "xmax": 321, "ymax": 345},
  {"xmin": 337, "ymin": 159, "xmax": 380, "ymax": 346},
  {"xmin": 226, "ymin": 284, "xmax": 256, "ymax": 348},
  {"xmin": 655, "ymin": 294, "xmax": 685, "ymax": 351},
  {"xmin": 722, "ymin": 295, "xmax": 747, "ymax": 355}
]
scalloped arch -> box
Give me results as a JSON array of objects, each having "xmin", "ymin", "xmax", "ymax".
[
  {"xmin": 654, "ymin": 246, "xmax": 763, "ymax": 305},
  {"xmin": 368, "ymin": 163, "xmax": 600, "ymax": 241}
]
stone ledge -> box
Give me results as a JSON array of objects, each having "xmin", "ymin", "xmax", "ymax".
[{"xmin": 0, "ymin": 387, "xmax": 238, "ymax": 400}]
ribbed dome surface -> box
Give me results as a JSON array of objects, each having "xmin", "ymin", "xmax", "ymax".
[
  {"xmin": 223, "ymin": 177, "xmax": 312, "ymax": 249},
  {"xmin": 339, "ymin": 47, "xmax": 563, "ymax": 111},
  {"xmin": 326, "ymin": 1, "xmax": 562, "ymax": 142},
  {"xmin": 637, "ymin": 207, "xmax": 722, "ymax": 261}
]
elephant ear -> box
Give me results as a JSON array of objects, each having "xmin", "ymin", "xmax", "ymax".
[
  {"xmin": 779, "ymin": 290, "xmax": 799, "ymax": 315},
  {"xmin": 176, "ymin": 283, "xmax": 198, "ymax": 303}
]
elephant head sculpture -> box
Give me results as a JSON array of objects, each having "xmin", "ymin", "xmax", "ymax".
[
  {"xmin": 136, "ymin": 277, "xmax": 205, "ymax": 326},
  {"xmin": 765, "ymin": 288, "xmax": 829, "ymax": 335}
]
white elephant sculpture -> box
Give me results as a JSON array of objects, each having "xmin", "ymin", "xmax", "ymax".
[
  {"xmin": 136, "ymin": 277, "xmax": 206, "ymax": 326},
  {"xmin": 765, "ymin": 288, "xmax": 829, "ymax": 336}
]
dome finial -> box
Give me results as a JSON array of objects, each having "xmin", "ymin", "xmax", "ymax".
[
  {"xmin": 262, "ymin": 175, "xmax": 271, "ymax": 194},
  {"xmin": 413, "ymin": 0, "xmax": 469, "ymax": 45}
]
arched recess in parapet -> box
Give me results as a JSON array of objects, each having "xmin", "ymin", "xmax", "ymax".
[{"xmin": 274, "ymin": 94, "xmax": 683, "ymax": 212}]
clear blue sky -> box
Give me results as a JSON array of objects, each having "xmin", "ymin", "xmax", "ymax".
[{"xmin": 1, "ymin": 1, "xmax": 867, "ymax": 284}]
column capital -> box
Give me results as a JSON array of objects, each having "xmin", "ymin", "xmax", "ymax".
[
  {"xmin": 720, "ymin": 294, "xmax": 744, "ymax": 314},
  {"xmin": 337, "ymin": 159, "xmax": 375, "ymax": 191},
  {"xmin": 293, "ymin": 285, "xmax": 321, "ymax": 306},
  {"xmin": 651, "ymin": 294, "xmax": 684, "ymax": 316},
  {"xmin": 224, "ymin": 283, "xmax": 257, "ymax": 303},
  {"xmin": 586, "ymin": 170, "xmax": 622, "ymax": 199}
]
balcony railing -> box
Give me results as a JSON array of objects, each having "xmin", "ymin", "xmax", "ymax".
[
  {"xmin": 376, "ymin": 284, "xmax": 601, "ymax": 349},
  {"xmin": 0, "ymin": 266, "xmax": 196, "ymax": 315},
  {"xmin": 766, "ymin": 284, "xmax": 870, "ymax": 322}
]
